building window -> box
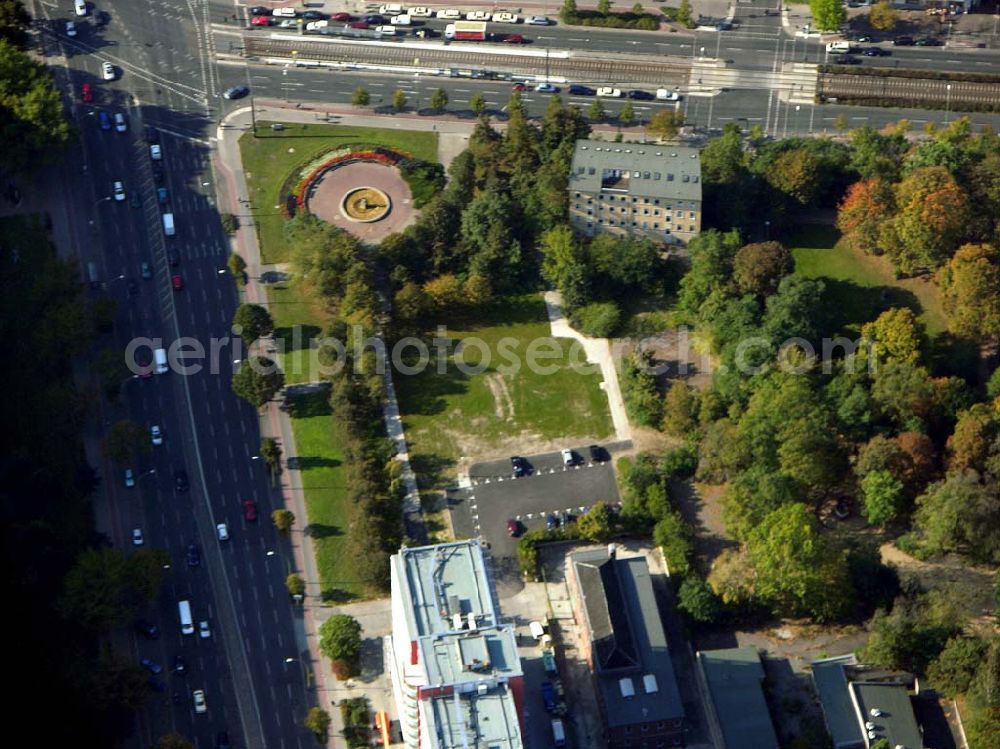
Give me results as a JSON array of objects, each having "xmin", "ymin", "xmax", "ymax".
[
  {"xmin": 643, "ymin": 209, "xmax": 649, "ymax": 215},
  {"xmin": 642, "ymin": 724, "xmax": 649, "ymax": 733},
  {"xmin": 653, "ymin": 210, "xmax": 659, "ymax": 216},
  {"xmin": 682, "ymin": 175, "xmax": 690, "ymax": 183},
  {"xmin": 587, "ymin": 209, "xmax": 593, "ymax": 216},
  {"xmin": 653, "ymin": 223, "xmax": 658, "ymax": 229},
  {"xmin": 654, "ymin": 172, "xmax": 661, "ymax": 180},
  {"xmin": 689, "ymin": 211, "xmax": 696, "ymax": 219},
  {"xmin": 654, "ymin": 199, "xmax": 660, "ymax": 205},
  {"xmin": 588, "ymin": 167, "xmax": 596, "ymax": 175},
  {"xmin": 642, "ymin": 222, "xmax": 648, "ymax": 229},
  {"xmin": 643, "ymin": 172, "xmax": 650, "ymax": 179},
  {"xmin": 632, "ymin": 197, "xmax": 638, "ymax": 203},
  {"xmin": 667, "ymin": 174, "xmax": 674, "ymax": 181},
  {"xmin": 693, "ymin": 176, "xmax": 699, "ymax": 183},
  {"xmin": 575, "ymin": 192, "xmax": 580, "ymax": 198},
  {"xmin": 625, "ymin": 727, "xmax": 633, "ymax": 735},
  {"xmin": 690, "ymin": 225, "xmax": 695, "ymax": 232}
]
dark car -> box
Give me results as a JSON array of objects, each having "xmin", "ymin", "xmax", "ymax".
[
  {"xmin": 627, "ymin": 89, "xmax": 654, "ymax": 100},
  {"xmin": 510, "ymin": 456, "xmax": 527, "ymax": 477},
  {"xmin": 893, "ymin": 35, "xmax": 915, "ymax": 46},
  {"xmin": 249, "ymin": 5, "xmax": 269, "ymax": 15},
  {"xmin": 244, "ymin": 499, "xmax": 258, "ymax": 522},
  {"xmin": 302, "ymin": 10, "xmax": 326, "ymax": 20},
  {"xmin": 174, "ymin": 468, "xmax": 189, "ymax": 491},
  {"xmin": 545, "ymin": 514, "xmax": 559, "ymax": 531},
  {"xmin": 506, "ymin": 518, "xmax": 520, "ymax": 537},
  {"xmin": 863, "ymin": 46, "xmax": 890, "ymax": 56},
  {"xmin": 834, "ymin": 54, "xmax": 861, "ymax": 65},
  {"xmin": 141, "ymin": 658, "xmax": 162, "ymax": 674},
  {"xmin": 588, "ymin": 444, "xmax": 608, "ymax": 463},
  {"xmin": 186, "ymin": 544, "xmax": 201, "ymax": 567},
  {"xmin": 173, "ymin": 655, "xmax": 187, "ymax": 674},
  {"xmin": 331, "ymin": 12, "xmax": 352, "ymax": 22},
  {"xmin": 223, "ymin": 85, "xmax": 249, "ymax": 100},
  {"xmin": 145, "ymin": 125, "xmax": 159, "ymax": 143},
  {"xmin": 135, "ymin": 620, "xmax": 160, "ymax": 640},
  {"xmin": 541, "ymin": 681, "xmax": 557, "ymax": 711},
  {"xmin": 349, "ymin": 21, "xmax": 370, "ymax": 28},
  {"xmin": 96, "ymin": 10, "xmax": 110, "ymax": 26},
  {"xmin": 569, "ymin": 84, "xmax": 595, "ymax": 96},
  {"xmin": 364, "ymin": 14, "xmax": 385, "ymax": 24},
  {"xmin": 503, "ymin": 34, "xmax": 526, "ymax": 43},
  {"xmin": 98, "ymin": 111, "xmax": 112, "ymax": 131},
  {"xmin": 915, "ymin": 37, "xmax": 943, "ymax": 46}
]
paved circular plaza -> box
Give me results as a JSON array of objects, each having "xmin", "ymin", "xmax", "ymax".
[{"xmin": 306, "ymin": 161, "xmax": 415, "ymax": 242}]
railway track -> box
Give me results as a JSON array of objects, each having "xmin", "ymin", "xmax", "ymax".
[{"xmin": 820, "ymin": 70, "xmax": 1000, "ymax": 110}]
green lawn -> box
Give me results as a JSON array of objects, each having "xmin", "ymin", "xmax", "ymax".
[
  {"xmin": 788, "ymin": 224, "xmax": 947, "ymax": 337},
  {"xmin": 395, "ymin": 294, "xmax": 614, "ymax": 494},
  {"xmin": 268, "ymin": 281, "xmax": 329, "ymax": 385},
  {"xmin": 239, "ymin": 122, "xmax": 438, "ymax": 264}
]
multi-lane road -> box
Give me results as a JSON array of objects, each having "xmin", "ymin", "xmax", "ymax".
[{"xmin": 29, "ymin": 1, "xmax": 1000, "ymax": 748}]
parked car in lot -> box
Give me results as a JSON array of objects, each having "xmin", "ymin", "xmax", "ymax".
[
  {"xmin": 251, "ymin": 15, "xmax": 271, "ymax": 27},
  {"xmin": 149, "ymin": 144, "xmax": 162, "ymax": 160},
  {"xmin": 101, "ymin": 61, "xmax": 115, "ymax": 80},
  {"xmin": 561, "ymin": 448, "xmax": 575, "ymax": 466},
  {"xmin": 527, "ymin": 15, "xmax": 551, "ymax": 25},
  {"xmin": 506, "ymin": 518, "xmax": 521, "ymax": 537},
  {"xmin": 349, "ymin": 21, "xmax": 370, "ymax": 28},
  {"xmin": 436, "ymin": 9, "xmax": 461, "ymax": 19},
  {"xmin": 569, "ymin": 84, "xmax": 595, "ymax": 95},
  {"xmin": 249, "ymin": 6, "xmax": 269, "ymax": 15},
  {"xmin": 331, "ymin": 12, "xmax": 352, "ymax": 22},
  {"xmin": 305, "ymin": 20, "xmax": 328, "ymax": 31},
  {"xmin": 409, "ymin": 7, "xmax": 433, "ymax": 17},
  {"xmin": 545, "ymin": 514, "xmax": 559, "ymax": 531},
  {"xmin": 493, "ymin": 12, "xmax": 518, "ymax": 23},
  {"xmin": 364, "ymin": 14, "xmax": 386, "ymax": 24},
  {"xmin": 510, "ymin": 456, "xmax": 528, "ymax": 477},
  {"xmin": 466, "ymin": 10, "xmax": 491, "ymax": 20},
  {"xmin": 66, "ymin": 20, "xmax": 77, "ymax": 37},
  {"xmin": 589, "ymin": 444, "xmax": 608, "ymax": 462},
  {"xmin": 272, "ymin": 7, "xmax": 297, "ymax": 17},
  {"xmin": 541, "ymin": 681, "xmax": 557, "ymax": 711},
  {"xmin": 597, "ymin": 87, "xmax": 622, "ymax": 97},
  {"xmin": 302, "ymin": 10, "xmax": 326, "ymax": 20},
  {"xmin": 135, "ymin": 620, "xmax": 160, "ymax": 640}
]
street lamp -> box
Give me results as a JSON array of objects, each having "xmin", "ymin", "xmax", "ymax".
[
  {"xmin": 945, "ymin": 83, "xmax": 952, "ymax": 124},
  {"xmin": 794, "ymin": 104, "xmax": 801, "ymax": 135}
]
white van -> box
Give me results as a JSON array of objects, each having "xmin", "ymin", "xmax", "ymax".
[
  {"xmin": 826, "ymin": 41, "xmax": 851, "ymax": 53},
  {"xmin": 551, "ymin": 719, "xmax": 566, "ymax": 747},
  {"xmin": 379, "ymin": 3, "xmax": 404, "ymax": 15},
  {"xmin": 178, "ymin": 600, "xmax": 194, "ymax": 635},
  {"xmin": 162, "ymin": 212, "xmax": 175, "ymax": 236},
  {"xmin": 75, "ymin": 0, "xmax": 87, "ymax": 16},
  {"xmin": 154, "ymin": 348, "xmax": 168, "ymax": 374},
  {"xmin": 376, "ymin": 25, "xmax": 397, "ymax": 35},
  {"xmin": 390, "ymin": 14, "xmax": 411, "ymax": 25},
  {"xmin": 656, "ymin": 88, "xmax": 681, "ymax": 101}
]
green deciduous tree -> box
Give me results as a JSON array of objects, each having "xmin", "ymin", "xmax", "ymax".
[
  {"xmin": 653, "ymin": 510, "xmax": 692, "ymax": 577},
  {"xmin": 587, "ymin": 99, "xmax": 606, "ymax": 122},
  {"xmin": 232, "ymin": 303, "xmax": 274, "ymax": 345},
  {"xmin": 765, "ymin": 147, "xmax": 823, "ymax": 206},
  {"xmin": 646, "ymin": 109, "xmax": 684, "ymax": 140},
  {"xmin": 153, "ymin": 735, "xmax": 194, "ymax": 749},
  {"xmin": 469, "ymin": 92, "xmax": 486, "ymax": 116},
  {"xmin": 618, "ymin": 100, "xmax": 635, "ymax": 127},
  {"xmin": 351, "ymin": 86, "xmax": 371, "ymax": 107},
  {"xmin": 576, "ymin": 501, "xmax": 614, "ymax": 542},
  {"xmin": 860, "ymin": 307, "xmax": 925, "ymax": 366},
  {"xmin": 621, "ymin": 350, "xmax": 662, "ymax": 427},
  {"xmin": 392, "ymin": 89, "xmax": 407, "ymax": 111},
  {"xmin": 319, "ymin": 614, "xmax": 363, "ymax": 666},
  {"xmin": 732, "ymin": 241, "xmax": 793, "ymax": 299},
  {"xmin": 305, "ymin": 707, "xmax": 331, "ymax": 742},
  {"xmin": 0, "ymin": 0, "xmax": 31, "ymax": 48},
  {"xmin": 227, "ymin": 252, "xmax": 247, "ymax": 282},
  {"xmin": 429, "ymin": 88, "xmax": 449, "ymax": 113},
  {"xmin": 939, "ymin": 243, "xmax": 1000, "ymax": 342},
  {"xmin": 662, "ymin": 380, "xmax": 699, "ymax": 438},
  {"xmin": 677, "ymin": 0, "xmax": 693, "ymax": 27},
  {"xmin": 914, "ymin": 471, "xmax": 1000, "ymax": 563},
  {"xmin": 104, "ymin": 419, "xmax": 148, "ymax": 465},
  {"xmin": 809, "ymin": 0, "xmax": 846, "ymax": 31},
  {"xmin": 945, "ymin": 404, "xmax": 1000, "ymax": 476},
  {"xmin": 597, "ymin": 0, "xmax": 612, "ymax": 13},
  {"xmin": 928, "ymin": 636, "xmax": 989, "ymax": 696},
  {"xmin": 861, "ymin": 470, "xmax": 904, "ymax": 526},
  {"xmin": 231, "ymin": 356, "xmax": 284, "ymax": 409},
  {"xmin": 677, "ymin": 576, "xmax": 721, "ymax": 623},
  {"xmin": 868, "ymin": 1, "xmax": 898, "ymax": 30},
  {"xmin": 286, "ymin": 573, "xmax": 306, "ymax": 600},
  {"xmin": 837, "ymin": 177, "xmax": 895, "ymax": 255},
  {"xmin": 271, "ymin": 509, "xmax": 295, "ymax": 533}
]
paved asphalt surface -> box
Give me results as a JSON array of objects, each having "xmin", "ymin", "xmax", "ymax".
[{"xmin": 29, "ymin": 0, "xmax": 1000, "ymax": 747}]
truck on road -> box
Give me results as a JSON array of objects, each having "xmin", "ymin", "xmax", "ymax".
[{"xmin": 445, "ymin": 21, "xmax": 487, "ymax": 41}]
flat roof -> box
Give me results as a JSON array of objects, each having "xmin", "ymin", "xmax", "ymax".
[
  {"xmin": 420, "ymin": 625, "xmax": 522, "ymax": 686},
  {"xmin": 812, "ymin": 655, "xmax": 864, "ymax": 749},
  {"xmin": 424, "ymin": 682, "xmax": 524, "ymax": 749},
  {"xmin": 851, "ymin": 682, "xmax": 923, "ymax": 749},
  {"xmin": 697, "ymin": 647, "xmax": 779, "ymax": 749},
  {"xmin": 569, "ymin": 140, "xmax": 702, "ymax": 201}
]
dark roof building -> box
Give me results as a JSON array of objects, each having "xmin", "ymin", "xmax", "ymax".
[
  {"xmin": 567, "ymin": 547, "xmax": 685, "ymax": 748},
  {"xmin": 696, "ymin": 647, "xmax": 779, "ymax": 749},
  {"xmin": 812, "ymin": 654, "xmax": 925, "ymax": 749}
]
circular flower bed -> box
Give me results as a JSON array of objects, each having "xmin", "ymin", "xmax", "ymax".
[{"xmin": 293, "ymin": 148, "xmax": 405, "ymax": 211}]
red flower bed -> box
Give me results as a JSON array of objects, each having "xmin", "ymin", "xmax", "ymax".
[{"xmin": 293, "ymin": 149, "xmax": 403, "ymax": 209}]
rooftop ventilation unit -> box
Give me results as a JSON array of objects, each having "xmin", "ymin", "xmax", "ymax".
[
  {"xmin": 619, "ymin": 678, "xmax": 635, "ymax": 698},
  {"xmin": 467, "ymin": 612, "xmax": 477, "ymax": 631},
  {"xmin": 643, "ymin": 674, "xmax": 659, "ymax": 694},
  {"xmin": 452, "ymin": 613, "xmax": 464, "ymax": 630},
  {"xmin": 870, "ymin": 708, "xmax": 882, "ymax": 718},
  {"xmin": 478, "ymin": 683, "xmax": 488, "ymax": 696}
]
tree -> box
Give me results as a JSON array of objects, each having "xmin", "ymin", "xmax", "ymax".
[
  {"xmin": 429, "ymin": 87, "xmax": 448, "ymax": 113},
  {"xmin": 286, "ymin": 573, "xmax": 306, "ymax": 600},
  {"xmin": 653, "ymin": 510, "xmax": 692, "ymax": 576},
  {"xmin": 0, "ymin": 0, "xmax": 31, "ymax": 49},
  {"xmin": 561, "ymin": 0, "xmax": 579, "ymax": 21},
  {"xmin": 104, "ymin": 420, "xmax": 148, "ymax": 464},
  {"xmin": 707, "ymin": 548, "xmax": 755, "ymax": 607},
  {"xmin": 231, "ymin": 356, "xmax": 284, "ymax": 409},
  {"xmin": 939, "ymin": 243, "xmax": 1000, "ymax": 342},
  {"xmin": 304, "ymin": 707, "xmax": 331, "ymax": 742},
  {"xmin": 576, "ymin": 501, "xmax": 614, "ymax": 542},
  {"xmin": 351, "ymin": 86, "xmax": 371, "ymax": 107},
  {"xmin": 677, "ymin": 577, "xmax": 721, "ymax": 623},
  {"xmin": 662, "ymin": 380, "xmax": 699, "ymax": 438},
  {"xmin": 571, "ymin": 301, "xmax": 621, "ymax": 337},
  {"xmin": 860, "ymin": 307, "xmax": 924, "ymax": 366},
  {"xmin": 746, "ymin": 503, "xmax": 853, "ymax": 620},
  {"xmin": 861, "ymin": 470, "xmax": 905, "ymax": 526},
  {"xmin": 319, "ymin": 614, "xmax": 363, "ymax": 670},
  {"xmin": 732, "ymin": 241, "xmax": 793, "ymax": 298},
  {"xmin": 597, "ymin": 0, "xmax": 612, "ymax": 13},
  {"xmin": 621, "ymin": 350, "xmax": 662, "ymax": 427},
  {"xmin": 587, "ymin": 99, "xmax": 606, "ymax": 123},
  {"xmin": 260, "ymin": 437, "xmax": 283, "ymax": 482},
  {"xmin": 272, "ymin": 509, "xmax": 295, "ymax": 533},
  {"xmin": 868, "ymin": 1, "xmax": 898, "ymax": 30},
  {"xmin": 834, "ymin": 114, "xmax": 848, "ymax": 132},
  {"xmin": 928, "ymin": 636, "xmax": 989, "ymax": 696},
  {"xmin": 227, "ymin": 252, "xmax": 247, "ymax": 283},
  {"xmin": 92, "ymin": 347, "xmax": 132, "ymax": 399},
  {"xmin": 540, "ymin": 224, "xmax": 584, "ymax": 290},
  {"xmin": 618, "ymin": 100, "xmax": 635, "ymax": 127},
  {"xmin": 945, "ymin": 404, "xmax": 999, "ymax": 475},
  {"xmin": 60, "ymin": 548, "xmax": 131, "ymax": 632},
  {"xmin": 232, "ymin": 303, "xmax": 274, "ymax": 345},
  {"xmin": 863, "ymin": 597, "xmax": 959, "ymax": 673},
  {"xmin": 677, "ymin": 0, "xmax": 693, "ymax": 27},
  {"xmin": 469, "ymin": 92, "xmax": 486, "ymax": 116},
  {"xmin": 914, "ymin": 471, "xmax": 1000, "ymax": 563},
  {"xmin": 632, "ymin": 2, "xmax": 643, "ymax": 13},
  {"xmin": 809, "ymin": 0, "xmax": 846, "ymax": 31},
  {"xmin": 837, "ymin": 178, "xmax": 894, "ymax": 254},
  {"xmin": 392, "ymin": 89, "xmax": 407, "ymax": 111},
  {"xmin": 0, "ymin": 40, "xmax": 74, "ymax": 173},
  {"xmin": 422, "ymin": 274, "xmax": 464, "ymax": 310},
  {"xmin": 646, "ymin": 109, "xmax": 684, "ymax": 140},
  {"xmin": 765, "ymin": 147, "xmax": 824, "ymax": 206}
]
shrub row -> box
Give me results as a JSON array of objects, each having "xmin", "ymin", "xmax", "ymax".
[
  {"xmin": 561, "ymin": 11, "xmax": 661, "ymax": 30},
  {"xmin": 819, "ymin": 94, "xmax": 1000, "ymax": 113}
]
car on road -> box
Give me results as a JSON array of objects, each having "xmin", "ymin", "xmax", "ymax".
[
  {"xmin": 132, "ymin": 528, "xmax": 144, "ymax": 546},
  {"xmin": 186, "ymin": 544, "xmax": 201, "ymax": 567},
  {"xmin": 149, "ymin": 143, "xmax": 162, "ymax": 160},
  {"xmin": 140, "ymin": 658, "xmax": 161, "ymax": 674},
  {"xmin": 140, "ymin": 261, "xmax": 152, "ymax": 279},
  {"xmin": 545, "ymin": 514, "xmax": 558, "ymax": 531},
  {"xmin": 627, "ymin": 89, "xmax": 654, "ymax": 100},
  {"xmin": 364, "ymin": 14, "xmax": 386, "ymax": 24},
  {"xmin": 833, "ymin": 54, "xmax": 861, "ymax": 64},
  {"xmin": 168, "ymin": 248, "xmax": 180, "ymax": 266},
  {"xmin": 81, "ymin": 83, "xmax": 93, "ymax": 102},
  {"xmin": 656, "ymin": 88, "xmax": 681, "ymax": 100},
  {"xmin": 436, "ymin": 9, "xmax": 461, "ymax": 19},
  {"xmin": 893, "ymin": 35, "xmax": 915, "ymax": 45},
  {"xmin": 124, "ymin": 468, "xmax": 135, "ymax": 487},
  {"xmin": 541, "ymin": 680, "xmax": 557, "ymax": 711},
  {"xmin": 113, "ymin": 181, "xmax": 125, "ymax": 201},
  {"xmin": 150, "ymin": 425, "xmax": 163, "ymax": 445},
  {"xmin": 493, "ymin": 12, "xmax": 518, "ymax": 23},
  {"xmin": 561, "ymin": 448, "xmax": 575, "ymax": 466},
  {"xmin": 569, "ymin": 84, "xmax": 595, "ymax": 95},
  {"xmin": 535, "ymin": 83, "xmax": 560, "ymax": 93},
  {"xmin": 506, "ymin": 518, "xmax": 521, "ymax": 537},
  {"xmin": 173, "ymin": 655, "xmax": 186, "ymax": 674},
  {"xmin": 114, "ymin": 112, "xmax": 127, "ymax": 132},
  {"xmin": 175, "ymin": 468, "xmax": 189, "ymax": 491},
  {"xmin": 243, "ymin": 499, "xmax": 258, "ymax": 522},
  {"xmin": 715, "ymin": 20, "xmax": 733, "ymax": 30},
  {"xmin": 98, "ymin": 111, "xmax": 111, "ymax": 130},
  {"xmin": 915, "ymin": 37, "xmax": 943, "ymax": 46},
  {"xmin": 157, "ymin": 186, "xmax": 169, "ymax": 204},
  {"xmin": 272, "ymin": 7, "xmax": 297, "ymax": 17},
  {"xmin": 409, "ymin": 7, "xmax": 433, "ymax": 17},
  {"xmin": 249, "ymin": 6, "xmax": 269, "ymax": 15},
  {"xmin": 863, "ymin": 46, "xmax": 891, "ymax": 56},
  {"xmin": 511, "ymin": 83, "xmax": 526, "ymax": 92},
  {"xmin": 597, "ymin": 87, "xmax": 622, "ymax": 97},
  {"xmin": 527, "ymin": 15, "xmax": 552, "ymax": 25},
  {"xmin": 66, "ymin": 21, "xmax": 77, "ymax": 37},
  {"xmin": 192, "ymin": 689, "xmax": 207, "ymax": 714},
  {"xmin": 510, "ymin": 456, "xmax": 528, "ymax": 477},
  {"xmin": 135, "ymin": 620, "xmax": 160, "ymax": 640},
  {"xmin": 503, "ymin": 34, "xmax": 526, "ymax": 43},
  {"xmin": 217, "ymin": 523, "xmax": 230, "ymax": 541},
  {"xmin": 305, "ymin": 19, "xmax": 327, "ymax": 30},
  {"xmin": 331, "ymin": 12, "xmax": 352, "ymax": 21},
  {"xmin": 145, "ymin": 125, "xmax": 159, "ymax": 143},
  {"xmin": 101, "ymin": 61, "xmax": 115, "ymax": 80},
  {"xmin": 349, "ymin": 21, "xmax": 370, "ymax": 28},
  {"xmin": 302, "ymin": 10, "xmax": 326, "ymax": 20},
  {"xmin": 171, "ymin": 274, "xmax": 183, "ymax": 291},
  {"xmin": 222, "ymin": 85, "xmax": 249, "ymax": 100},
  {"xmin": 589, "ymin": 444, "xmax": 608, "ymax": 463},
  {"xmin": 250, "ymin": 15, "xmax": 271, "ymax": 27},
  {"xmin": 199, "ymin": 620, "xmax": 211, "ymax": 638}
]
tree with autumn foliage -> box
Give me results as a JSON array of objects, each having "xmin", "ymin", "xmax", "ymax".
[
  {"xmin": 764, "ymin": 148, "xmax": 823, "ymax": 206},
  {"xmin": 880, "ymin": 166, "xmax": 970, "ymax": 274},
  {"xmin": 732, "ymin": 241, "xmax": 793, "ymax": 299},
  {"xmin": 836, "ymin": 178, "xmax": 894, "ymax": 255},
  {"xmin": 946, "ymin": 404, "xmax": 1000, "ymax": 476},
  {"xmin": 859, "ymin": 307, "xmax": 925, "ymax": 368},
  {"xmin": 939, "ymin": 243, "xmax": 1000, "ymax": 342},
  {"xmin": 868, "ymin": 1, "xmax": 898, "ymax": 30}
]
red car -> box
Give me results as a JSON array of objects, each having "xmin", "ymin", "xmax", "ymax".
[
  {"xmin": 511, "ymin": 83, "xmax": 526, "ymax": 92},
  {"xmin": 504, "ymin": 34, "xmax": 526, "ymax": 44},
  {"xmin": 331, "ymin": 12, "xmax": 352, "ymax": 21},
  {"xmin": 243, "ymin": 499, "xmax": 258, "ymax": 522},
  {"xmin": 171, "ymin": 274, "xmax": 183, "ymax": 291},
  {"xmin": 251, "ymin": 15, "xmax": 271, "ymax": 27},
  {"xmin": 348, "ymin": 21, "xmax": 369, "ymax": 29},
  {"xmin": 81, "ymin": 83, "xmax": 93, "ymax": 102},
  {"xmin": 506, "ymin": 518, "xmax": 521, "ymax": 537}
]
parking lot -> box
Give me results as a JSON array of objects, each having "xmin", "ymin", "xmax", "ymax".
[{"xmin": 449, "ymin": 445, "xmax": 623, "ymax": 575}]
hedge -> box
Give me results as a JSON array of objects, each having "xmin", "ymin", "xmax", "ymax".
[{"xmin": 562, "ymin": 10, "xmax": 661, "ymax": 30}]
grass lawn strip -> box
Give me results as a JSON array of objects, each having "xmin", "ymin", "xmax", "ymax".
[
  {"xmin": 267, "ymin": 282, "xmax": 329, "ymax": 386},
  {"xmin": 239, "ymin": 123, "xmax": 438, "ymax": 265},
  {"xmin": 396, "ymin": 294, "xmax": 614, "ymax": 493}
]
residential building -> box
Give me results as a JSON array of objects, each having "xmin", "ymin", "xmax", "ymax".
[
  {"xmin": 696, "ymin": 647, "xmax": 779, "ymax": 749},
  {"xmin": 387, "ymin": 541, "xmax": 524, "ymax": 749},
  {"xmin": 812, "ymin": 654, "xmax": 925, "ymax": 749},
  {"xmin": 568, "ymin": 140, "xmax": 702, "ymax": 246},
  {"xmin": 567, "ymin": 546, "xmax": 685, "ymax": 748}
]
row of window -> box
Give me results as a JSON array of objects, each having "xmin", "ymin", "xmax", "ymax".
[
  {"xmin": 574, "ymin": 193, "xmax": 700, "ymax": 210},
  {"xmin": 577, "ymin": 218, "xmax": 696, "ymax": 233},
  {"xmin": 575, "ymin": 204, "xmax": 698, "ymax": 220},
  {"xmin": 580, "ymin": 166, "xmax": 700, "ymax": 184}
]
